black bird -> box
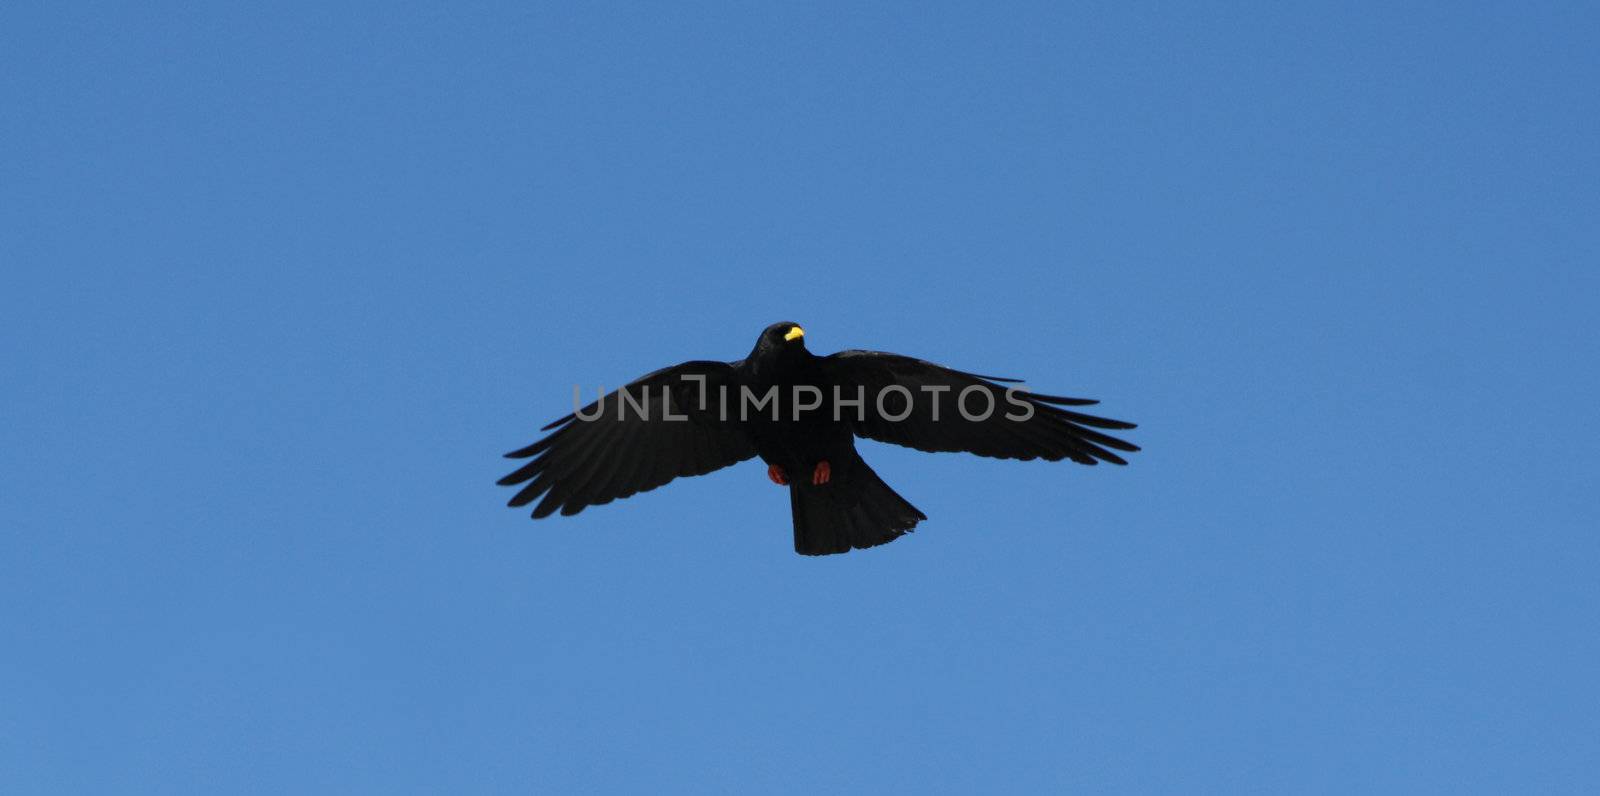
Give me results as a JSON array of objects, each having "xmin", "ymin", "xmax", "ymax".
[{"xmin": 499, "ymin": 322, "xmax": 1139, "ymax": 555}]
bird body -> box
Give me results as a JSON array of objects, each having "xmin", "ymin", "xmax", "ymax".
[
  {"xmin": 500, "ymin": 322, "xmax": 1138, "ymax": 555},
  {"xmin": 740, "ymin": 332, "xmax": 841, "ymax": 476}
]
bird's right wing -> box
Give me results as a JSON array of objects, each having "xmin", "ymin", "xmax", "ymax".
[
  {"xmin": 822, "ymin": 350, "xmax": 1139, "ymax": 465},
  {"xmin": 499, "ymin": 361, "xmax": 757, "ymax": 518}
]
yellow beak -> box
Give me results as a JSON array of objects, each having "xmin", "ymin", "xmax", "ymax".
[{"xmin": 784, "ymin": 326, "xmax": 805, "ymax": 342}]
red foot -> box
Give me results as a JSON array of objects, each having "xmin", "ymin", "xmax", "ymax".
[
  {"xmin": 811, "ymin": 460, "xmax": 831, "ymax": 486},
  {"xmin": 767, "ymin": 464, "xmax": 789, "ymax": 486}
]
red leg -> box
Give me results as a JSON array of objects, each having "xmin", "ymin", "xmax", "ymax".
[
  {"xmin": 811, "ymin": 460, "xmax": 831, "ymax": 485},
  {"xmin": 767, "ymin": 464, "xmax": 789, "ymax": 486}
]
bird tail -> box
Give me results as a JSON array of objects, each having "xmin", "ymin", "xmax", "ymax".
[{"xmin": 789, "ymin": 452, "xmax": 925, "ymax": 556}]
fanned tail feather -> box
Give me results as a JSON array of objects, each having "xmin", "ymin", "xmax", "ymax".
[{"xmin": 789, "ymin": 453, "xmax": 925, "ymax": 556}]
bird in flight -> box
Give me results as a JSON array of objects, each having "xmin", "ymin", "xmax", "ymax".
[{"xmin": 499, "ymin": 322, "xmax": 1138, "ymax": 555}]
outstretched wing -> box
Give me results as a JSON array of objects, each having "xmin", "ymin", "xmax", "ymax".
[
  {"xmin": 499, "ymin": 361, "xmax": 757, "ymax": 518},
  {"xmin": 823, "ymin": 350, "xmax": 1139, "ymax": 465}
]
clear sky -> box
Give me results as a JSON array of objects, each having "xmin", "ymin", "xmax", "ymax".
[{"xmin": 3, "ymin": 2, "xmax": 1597, "ymax": 793}]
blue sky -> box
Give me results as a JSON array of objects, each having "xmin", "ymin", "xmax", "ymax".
[{"xmin": 3, "ymin": 1, "xmax": 1597, "ymax": 792}]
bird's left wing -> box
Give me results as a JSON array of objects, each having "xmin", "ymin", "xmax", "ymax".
[
  {"xmin": 499, "ymin": 361, "xmax": 757, "ymax": 518},
  {"xmin": 822, "ymin": 350, "xmax": 1139, "ymax": 465}
]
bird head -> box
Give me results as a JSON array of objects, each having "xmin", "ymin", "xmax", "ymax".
[
  {"xmin": 760, "ymin": 321, "xmax": 805, "ymax": 347},
  {"xmin": 752, "ymin": 321, "xmax": 807, "ymax": 360}
]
